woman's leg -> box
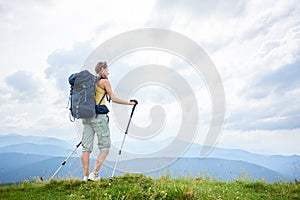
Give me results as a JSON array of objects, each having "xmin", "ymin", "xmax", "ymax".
[
  {"xmin": 81, "ymin": 118, "xmax": 95, "ymax": 177},
  {"xmin": 92, "ymin": 114, "xmax": 111, "ymax": 174},
  {"xmin": 93, "ymin": 151, "xmax": 108, "ymax": 172},
  {"xmin": 81, "ymin": 151, "xmax": 90, "ymax": 176}
]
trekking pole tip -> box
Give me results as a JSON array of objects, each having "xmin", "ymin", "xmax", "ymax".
[{"xmin": 109, "ymin": 177, "xmax": 114, "ymax": 183}]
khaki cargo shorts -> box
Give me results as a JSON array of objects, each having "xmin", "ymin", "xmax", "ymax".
[{"xmin": 81, "ymin": 114, "xmax": 110, "ymax": 153}]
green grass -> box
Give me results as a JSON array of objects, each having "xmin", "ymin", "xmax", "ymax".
[{"xmin": 0, "ymin": 174, "xmax": 299, "ymax": 200}]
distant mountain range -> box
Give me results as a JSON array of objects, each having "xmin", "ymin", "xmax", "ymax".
[
  {"xmin": 0, "ymin": 143, "xmax": 71, "ymax": 157},
  {"xmin": 0, "ymin": 134, "xmax": 71, "ymax": 148},
  {"xmin": 0, "ymin": 134, "xmax": 299, "ymax": 184}
]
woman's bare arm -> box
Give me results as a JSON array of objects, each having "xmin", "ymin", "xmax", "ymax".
[{"xmin": 98, "ymin": 79, "xmax": 135, "ymax": 105}]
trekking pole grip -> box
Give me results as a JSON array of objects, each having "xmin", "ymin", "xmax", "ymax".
[{"xmin": 130, "ymin": 100, "xmax": 138, "ymax": 118}]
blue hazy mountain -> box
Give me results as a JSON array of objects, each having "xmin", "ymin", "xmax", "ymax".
[
  {"xmin": 0, "ymin": 134, "xmax": 71, "ymax": 148},
  {"xmin": 115, "ymin": 137, "xmax": 300, "ymax": 179},
  {"xmin": 0, "ymin": 134, "xmax": 299, "ymax": 184},
  {"xmin": 0, "ymin": 153, "xmax": 291, "ymax": 184},
  {"xmin": 0, "ymin": 143, "xmax": 73, "ymax": 157}
]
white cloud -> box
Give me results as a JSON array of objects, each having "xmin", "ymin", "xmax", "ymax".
[
  {"xmin": 223, "ymin": 21, "xmax": 300, "ymax": 132},
  {"xmin": 0, "ymin": 0, "xmax": 299, "ymax": 155},
  {"xmin": 0, "ymin": 0, "xmax": 157, "ymax": 138},
  {"xmin": 4, "ymin": 71, "xmax": 41, "ymax": 102}
]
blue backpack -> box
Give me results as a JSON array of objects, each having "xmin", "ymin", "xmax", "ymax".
[
  {"xmin": 68, "ymin": 70, "xmax": 110, "ymax": 121},
  {"xmin": 68, "ymin": 70, "xmax": 97, "ymax": 121}
]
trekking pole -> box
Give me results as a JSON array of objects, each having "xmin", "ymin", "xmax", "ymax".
[
  {"xmin": 49, "ymin": 141, "xmax": 82, "ymax": 181},
  {"xmin": 109, "ymin": 101, "xmax": 138, "ymax": 183}
]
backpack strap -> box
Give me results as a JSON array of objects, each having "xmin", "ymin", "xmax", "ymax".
[
  {"xmin": 95, "ymin": 75, "xmax": 111, "ymax": 104},
  {"xmin": 67, "ymin": 84, "xmax": 75, "ymax": 122},
  {"xmin": 98, "ymin": 92, "xmax": 107, "ymax": 106}
]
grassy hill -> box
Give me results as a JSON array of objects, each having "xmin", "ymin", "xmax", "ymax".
[{"xmin": 0, "ymin": 174, "xmax": 299, "ymax": 200}]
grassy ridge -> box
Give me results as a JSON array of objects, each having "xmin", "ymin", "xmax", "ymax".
[{"xmin": 0, "ymin": 174, "xmax": 299, "ymax": 200}]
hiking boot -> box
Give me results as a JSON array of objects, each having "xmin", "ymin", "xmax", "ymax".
[
  {"xmin": 83, "ymin": 176, "xmax": 88, "ymax": 182},
  {"xmin": 88, "ymin": 172, "xmax": 99, "ymax": 181}
]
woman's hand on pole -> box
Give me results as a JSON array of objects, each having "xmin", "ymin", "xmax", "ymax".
[{"xmin": 129, "ymin": 99, "xmax": 138, "ymax": 105}]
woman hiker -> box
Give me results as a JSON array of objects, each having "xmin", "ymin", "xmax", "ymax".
[{"xmin": 81, "ymin": 61, "xmax": 137, "ymax": 181}]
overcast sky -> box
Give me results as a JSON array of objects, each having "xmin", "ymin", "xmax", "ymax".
[{"xmin": 0, "ymin": 0, "xmax": 299, "ymax": 156}]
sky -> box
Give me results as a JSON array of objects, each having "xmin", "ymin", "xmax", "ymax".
[{"xmin": 0, "ymin": 0, "xmax": 300, "ymax": 156}]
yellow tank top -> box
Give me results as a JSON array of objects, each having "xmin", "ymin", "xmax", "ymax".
[{"xmin": 95, "ymin": 85, "xmax": 106, "ymax": 105}]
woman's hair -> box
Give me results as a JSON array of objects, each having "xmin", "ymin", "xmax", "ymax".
[{"xmin": 95, "ymin": 61, "xmax": 107, "ymax": 74}]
